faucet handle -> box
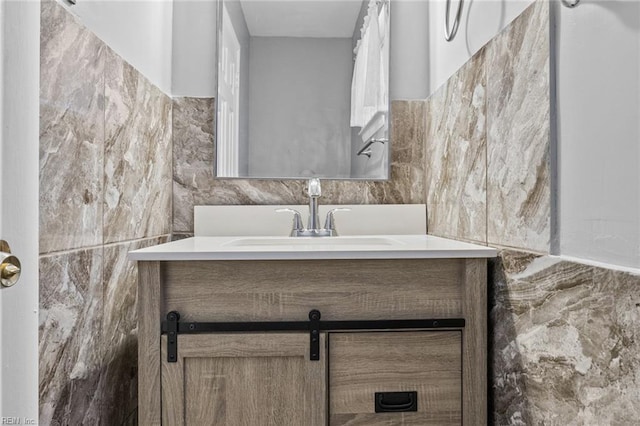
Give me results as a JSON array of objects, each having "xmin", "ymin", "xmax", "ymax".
[
  {"xmin": 276, "ymin": 208, "xmax": 304, "ymax": 236},
  {"xmin": 324, "ymin": 208, "xmax": 351, "ymax": 235}
]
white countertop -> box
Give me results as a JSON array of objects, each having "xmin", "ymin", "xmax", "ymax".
[{"xmin": 128, "ymin": 235, "xmax": 497, "ymax": 261}]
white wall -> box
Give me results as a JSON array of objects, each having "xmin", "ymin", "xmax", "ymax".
[
  {"xmin": 59, "ymin": 0, "xmax": 218, "ymax": 97},
  {"xmin": 427, "ymin": 0, "xmax": 534, "ymax": 94},
  {"xmin": 390, "ymin": 0, "xmax": 430, "ymax": 99},
  {"xmin": 555, "ymin": 0, "xmax": 640, "ymax": 269},
  {"xmin": 59, "ymin": 0, "xmax": 174, "ymax": 95},
  {"xmin": 172, "ymin": 0, "xmax": 217, "ymax": 97}
]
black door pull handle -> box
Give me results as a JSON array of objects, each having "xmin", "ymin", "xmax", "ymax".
[{"xmin": 374, "ymin": 391, "xmax": 418, "ymax": 412}]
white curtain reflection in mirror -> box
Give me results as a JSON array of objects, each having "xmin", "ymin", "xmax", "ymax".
[{"xmin": 351, "ymin": 0, "xmax": 389, "ymax": 145}]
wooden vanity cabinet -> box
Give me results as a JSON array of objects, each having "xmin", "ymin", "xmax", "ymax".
[{"xmin": 138, "ymin": 258, "xmax": 487, "ymax": 426}]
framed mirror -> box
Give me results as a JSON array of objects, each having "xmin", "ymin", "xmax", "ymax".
[{"xmin": 215, "ymin": 0, "xmax": 391, "ymax": 180}]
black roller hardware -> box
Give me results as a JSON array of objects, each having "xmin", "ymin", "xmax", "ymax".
[
  {"xmin": 309, "ymin": 309, "xmax": 321, "ymax": 361},
  {"xmin": 166, "ymin": 311, "xmax": 180, "ymax": 363}
]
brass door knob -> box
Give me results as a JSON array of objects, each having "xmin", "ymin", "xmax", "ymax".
[{"xmin": 0, "ymin": 240, "xmax": 21, "ymax": 287}]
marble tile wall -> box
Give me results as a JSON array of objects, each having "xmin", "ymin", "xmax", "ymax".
[
  {"xmin": 40, "ymin": 0, "xmax": 105, "ymax": 254},
  {"xmin": 39, "ymin": 1, "xmax": 172, "ymax": 423},
  {"xmin": 39, "ymin": 248, "xmax": 103, "ymax": 425},
  {"xmin": 99, "ymin": 237, "xmax": 168, "ymax": 425},
  {"xmin": 486, "ymin": 1, "xmax": 551, "ymax": 253},
  {"xmin": 424, "ymin": 0, "xmax": 551, "ymax": 253},
  {"xmin": 172, "ymin": 98, "xmax": 426, "ymax": 234},
  {"xmin": 103, "ymin": 50, "xmax": 173, "ymax": 244},
  {"xmin": 491, "ymin": 250, "xmax": 640, "ymax": 424},
  {"xmin": 425, "ymin": 49, "xmax": 487, "ymax": 244}
]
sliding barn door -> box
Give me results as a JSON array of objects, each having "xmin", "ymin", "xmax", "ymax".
[{"xmin": 161, "ymin": 333, "xmax": 326, "ymax": 425}]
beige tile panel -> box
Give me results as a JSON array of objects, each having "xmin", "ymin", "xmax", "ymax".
[
  {"xmin": 486, "ymin": 0, "xmax": 551, "ymax": 253},
  {"xmin": 491, "ymin": 249, "xmax": 640, "ymax": 424},
  {"xmin": 39, "ymin": 247, "xmax": 103, "ymax": 425},
  {"xmin": 39, "ymin": 0, "xmax": 105, "ymax": 254},
  {"xmin": 425, "ymin": 48, "xmax": 488, "ymax": 244},
  {"xmin": 99, "ymin": 237, "xmax": 169, "ymax": 424},
  {"xmin": 103, "ymin": 49, "xmax": 173, "ymax": 244}
]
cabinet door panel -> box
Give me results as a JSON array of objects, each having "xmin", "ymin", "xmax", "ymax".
[
  {"xmin": 162, "ymin": 333, "xmax": 326, "ymax": 425},
  {"xmin": 329, "ymin": 331, "xmax": 461, "ymax": 425}
]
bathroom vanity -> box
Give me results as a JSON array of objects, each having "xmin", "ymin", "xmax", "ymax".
[{"xmin": 130, "ymin": 234, "xmax": 496, "ymax": 425}]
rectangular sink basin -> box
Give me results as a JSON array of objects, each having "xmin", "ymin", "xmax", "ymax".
[{"xmin": 222, "ymin": 236, "xmax": 402, "ymax": 247}]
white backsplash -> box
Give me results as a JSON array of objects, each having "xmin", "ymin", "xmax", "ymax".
[{"xmin": 194, "ymin": 204, "xmax": 426, "ymax": 237}]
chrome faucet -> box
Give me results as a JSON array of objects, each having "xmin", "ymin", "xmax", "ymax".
[
  {"xmin": 307, "ymin": 178, "xmax": 322, "ymax": 231},
  {"xmin": 276, "ymin": 179, "xmax": 350, "ymax": 237}
]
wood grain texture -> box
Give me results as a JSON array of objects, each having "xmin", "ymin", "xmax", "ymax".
[
  {"xmin": 162, "ymin": 259, "xmax": 464, "ymax": 322},
  {"xmin": 462, "ymin": 259, "xmax": 487, "ymax": 426},
  {"xmin": 161, "ymin": 333, "xmax": 326, "ymax": 425},
  {"xmin": 161, "ymin": 334, "xmax": 184, "ymax": 426},
  {"xmin": 138, "ymin": 261, "xmax": 162, "ymax": 426},
  {"xmin": 330, "ymin": 331, "xmax": 462, "ymax": 425}
]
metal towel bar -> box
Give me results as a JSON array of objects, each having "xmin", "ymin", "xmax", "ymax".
[
  {"xmin": 445, "ymin": 0, "xmax": 464, "ymax": 42},
  {"xmin": 561, "ymin": 0, "xmax": 581, "ymax": 7},
  {"xmin": 357, "ymin": 138, "xmax": 387, "ymax": 158}
]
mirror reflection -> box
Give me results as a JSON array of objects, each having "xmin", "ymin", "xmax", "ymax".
[{"xmin": 216, "ymin": 0, "xmax": 390, "ymax": 180}]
